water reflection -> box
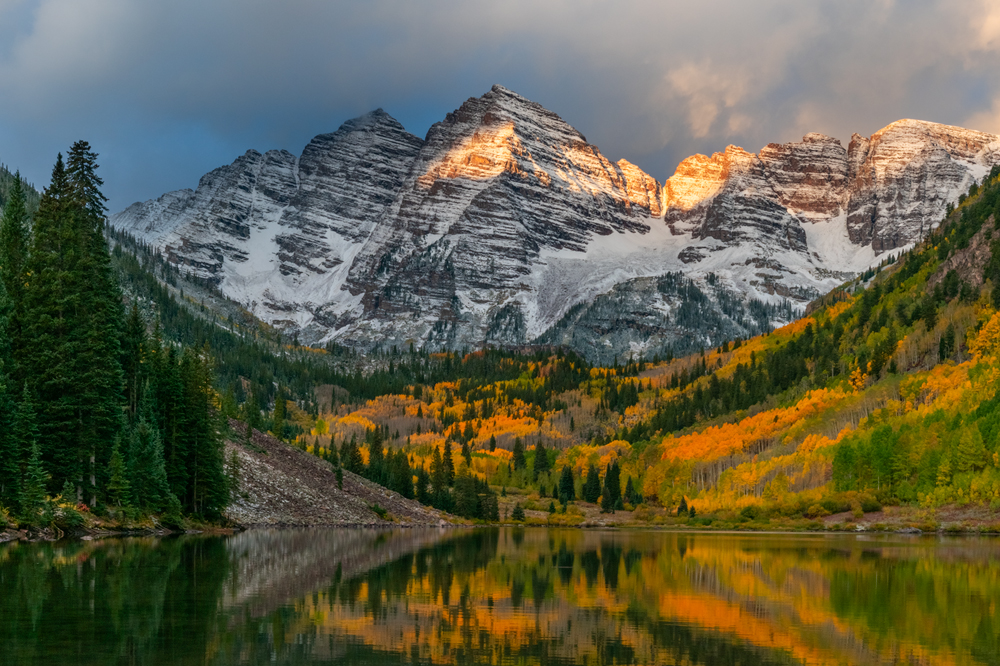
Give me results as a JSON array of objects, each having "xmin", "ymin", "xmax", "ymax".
[{"xmin": 1, "ymin": 529, "xmax": 999, "ymax": 665}]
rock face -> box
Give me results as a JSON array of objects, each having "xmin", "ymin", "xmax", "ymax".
[
  {"xmin": 845, "ymin": 120, "xmax": 1000, "ymax": 251},
  {"xmin": 112, "ymin": 86, "xmax": 1000, "ymax": 362}
]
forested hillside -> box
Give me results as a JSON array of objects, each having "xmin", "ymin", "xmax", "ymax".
[
  {"xmin": 284, "ymin": 164, "xmax": 1000, "ymax": 528},
  {"xmin": 0, "ymin": 165, "xmax": 39, "ymax": 215}
]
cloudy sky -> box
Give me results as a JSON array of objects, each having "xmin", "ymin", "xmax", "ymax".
[{"xmin": 1, "ymin": 0, "xmax": 1000, "ymax": 211}]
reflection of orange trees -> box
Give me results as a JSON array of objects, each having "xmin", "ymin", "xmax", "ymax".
[{"xmin": 237, "ymin": 532, "xmax": 982, "ymax": 666}]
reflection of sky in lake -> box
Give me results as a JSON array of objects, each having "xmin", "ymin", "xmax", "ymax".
[{"xmin": 1, "ymin": 529, "xmax": 998, "ymax": 665}]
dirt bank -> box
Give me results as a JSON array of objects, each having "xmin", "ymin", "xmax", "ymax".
[{"xmin": 224, "ymin": 420, "xmax": 448, "ymax": 527}]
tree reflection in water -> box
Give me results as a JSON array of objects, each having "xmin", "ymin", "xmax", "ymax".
[{"xmin": 1, "ymin": 529, "xmax": 999, "ymax": 665}]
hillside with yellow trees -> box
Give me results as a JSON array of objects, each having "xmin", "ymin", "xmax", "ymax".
[{"xmin": 276, "ymin": 166, "xmax": 1000, "ymax": 530}]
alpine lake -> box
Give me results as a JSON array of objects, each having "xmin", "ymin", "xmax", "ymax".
[{"xmin": 1, "ymin": 528, "xmax": 998, "ymax": 665}]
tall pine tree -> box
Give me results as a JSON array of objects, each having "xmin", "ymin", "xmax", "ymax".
[
  {"xmin": 66, "ymin": 141, "xmax": 126, "ymax": 502},
  {"xmin": 21, "ymin": 154, "xmax": 81, "ymax": 495},
  {"xmin": 0, "ymin": 280, "xmax": 18, "ymax": 510},
  {"xmin": 0, "ymin": 173, "xmax": 28, "ymax": 383}
]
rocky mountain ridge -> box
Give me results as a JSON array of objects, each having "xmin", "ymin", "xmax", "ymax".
[{"xmin": 112, "ymin": 85, "xmax": 1000, "ymax": 361}]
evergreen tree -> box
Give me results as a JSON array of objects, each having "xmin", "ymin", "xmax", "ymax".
[
  {"xmin": 389, "ymin": 448, "xmax": 414, "ymax": 498},
  {"xmin": 512, "ymin": 437, "xmax": 526, "ymax": 470},
  {"xmin": 225, "ymin": 447, "xmax": 240, "ymax": 505},
  {"xmin": 489, "ymin": 434, "xmax": 496, "ymax": 452},
  {"xmin": 601, "ymin": 461, "xmax": 621, "ymax": 513},
  {"xmin": 0, "ymin": 282, "xmax": 17, "ymax": 510},
  {"xmin": 483, "ymin": 491, "xmax": 500, "ymax": 521},
  {"xmin": 415, "ymin": 466, "xmax": 432, "ymax": 505},
  {"xmin": 624, "ymin": 476, "xmax": 640, "ymax": 505},
  {"xmin": 442, "ymin": 439, "xmax": 455, "ymax": 486},
  {"xmin": 367, "ymin": 427, "xmax": 385, "ymax": 484},
  {"xmin": 511, "ymin": 503, "xmax": 525, "ymax": 522},
  {"xmin": 272, "ymin": 386, "xmax": 286, "ymax": 439},
  {"xmin": 21, "ymin": 438, "xmax": 48, "ymax": 521},
  {"xmin": 106, "ymin": 437, "xmax": 131, "ymax": 508},
  {"xmin": 430, "ymin": 446, "xmax": 448, "ymax": 494},
  {"xmin": 583, "ymin": 463, "xmax": 601, "ymax": 503},
  {"xmin": 454, "ymin": 468, "xmax": 479, "ymax": 518},
  {"xmin": 178, "ymin": 348, "xmax": 226, "ymax": 516},
  {"xmin": 127, "ymin": 403, "xmax": 177, "ymax": 514},
  {"xmin": 21, "ymin": 154, "xmax": 79, "ymax": 494},
  {"xmin": 67, "ymin": 141, "xmax": 126, "ymax": 502},
  {"xmin": 558, "ymin": 465, "xmax": 574, "ymax": 502},
  {"xmin": 461, "ymin": 440, "xmax": 472, "ymax": 466},
  {"xmin": 0, "ymin": 173, "xmax": 28, "ymax": 381},
  {"xmin": 121, "ymin": 304, "xmax": 147, "ymax": 419},
  {"xmin": 533, "ymin": 440, "xmax": 550, "ymax": 476},
  {"xmin": 6, "ymin": 386, "xmax": 39, "ymax": 513},
  {"xmin": 342, "ymin": 434, "xmax": 364, "ymax": 474}
]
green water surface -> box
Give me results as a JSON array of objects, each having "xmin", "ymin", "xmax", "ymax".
[{"xmin": 1, "ymin": 528, "xmax": 998, "ymax": 665}]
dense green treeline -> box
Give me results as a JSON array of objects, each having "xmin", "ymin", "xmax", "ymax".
[
  {"xmin": 0, "ymin": 164, "xmax": 40, "ymax": 215},
  {"xmin": 0, "ymin": 145, "xmax": 224, "ymax": 526},
  {"xmin": 329, "ymin": 426, "xmax": 501, "ymax": 521}
]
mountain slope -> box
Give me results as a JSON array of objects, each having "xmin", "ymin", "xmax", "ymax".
[
  {"xmin": 112, "ymin": 87, "xmax": 1000, "ymax": 361},
  {"xmin": 302, "ymin": 166, "xmax": 1000, "ymax": 528}
]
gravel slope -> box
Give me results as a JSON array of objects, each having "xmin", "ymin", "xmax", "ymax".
[{"xmin": 224, "ymin": 420, "xmax": 448, "ymax": 527}]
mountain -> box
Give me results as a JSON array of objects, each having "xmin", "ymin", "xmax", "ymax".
[{"xmin": 112, "ymin": 86, "xmax": 1000, "ymax": 361}]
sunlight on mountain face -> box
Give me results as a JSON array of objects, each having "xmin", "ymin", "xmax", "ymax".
[
  {"xmin": 417, "ymin": 122, "xmax": 527, "ymax": 186},
  {"xmin": 662, "ymin": 151, "xmax": 733, "ymax": 213}
]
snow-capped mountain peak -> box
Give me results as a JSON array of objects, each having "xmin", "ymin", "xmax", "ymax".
[{"xmin": 112, "ymin": 87, "xmax": 999, "ymax": 361}]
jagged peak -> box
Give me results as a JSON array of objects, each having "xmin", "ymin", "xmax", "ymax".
[
  {"xmin": 801, "ymin": 132, "xmax": 841, "ymax": 145},
  {"xmin": 872, "ymin": 117, "xmax": 998, "ymax": 140},
  {"xmin": 487, "ymin": 83, "xmax": 530, "ymax": 101},
  {"xmin": 338, "ymin": 107, "xmax": 409, "ymax": 134},
  {"xmin": 432, "ymin": 84, "xmax": 588, "ymax": 146}
]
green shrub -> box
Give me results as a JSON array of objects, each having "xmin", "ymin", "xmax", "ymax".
[
  {"xmin": 52, "ymin": 504, "xmax": 86, "ymax": 530},
  {"xmin": 805, "ymin": 504, "xmax": 831, "ymax": 519},
  {"xmin": 860, "ymin": 494, "xmax": 882, "ymax": 513}
]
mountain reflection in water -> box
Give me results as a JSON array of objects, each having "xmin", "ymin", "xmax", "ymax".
[{"xmin": 1, "ymin": 528, "xmax": 998, "ymax": 665}]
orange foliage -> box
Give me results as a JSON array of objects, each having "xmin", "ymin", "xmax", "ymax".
[
  {"xmin": 659, "ymin": 388, "xmax": 848, "ymax": 463},
  {"xmin": 561, "ymin": 440, "xmax": 632, "ymax": 476},
  {"xmin": 969, "ymin": 310, "xmax": 1000, "ymax": 360}
]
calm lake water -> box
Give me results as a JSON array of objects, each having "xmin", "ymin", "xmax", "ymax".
[{"xmin": 1, "ymin": 528, "xmax": 998, "ymax": 665}]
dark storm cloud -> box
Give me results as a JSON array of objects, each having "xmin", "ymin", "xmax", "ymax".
[{"xmin": 1, "ymin": 0, "xmax": 999, "ymax": 210}]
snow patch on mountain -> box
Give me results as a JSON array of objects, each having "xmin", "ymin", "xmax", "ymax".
[{"xmin": 111, "ymin": 86, "xmax": 1000, "ymax": 360}]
